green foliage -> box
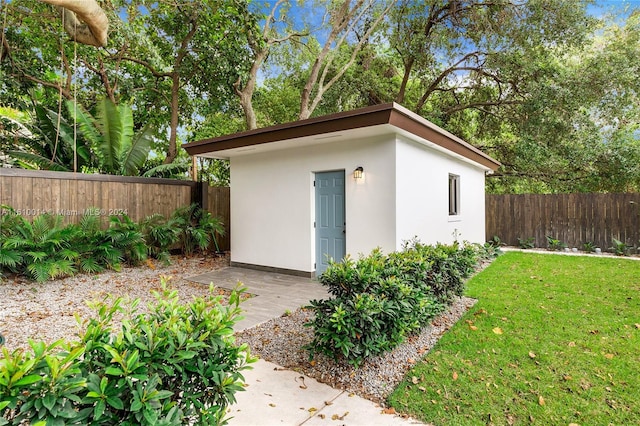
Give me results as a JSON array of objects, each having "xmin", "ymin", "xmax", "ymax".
[
  {"xmin": 1, "ymin": 213, "xmax": 78, "ymax": 282},
  {"xmin": 517, "ymin": 237, "xmax": 536, "ymax": 249},
  {"xmin": 1, "ymin": 104, "xmax": 93, "ymax": 171},
  {"xmin": 0, "ymin": 206, "xmax": 24, "ymax": 280},
  {"xmin": 0, "ymin": 280, "xmax": 255, "ymax": 426},
  {"xmin": 70, "ymin": 99, "xmax": 154, "ymax": 176},
  {"xmin": 170, "ymin": 204, "xmax": 225, "ymax": 256},
  {"xmin": 486, "ymin": 235, "xmax": 503, "ymax": 248},
  {"xmin": 305, "ymin": 241, "xmax": 492, "ymax": 367},
  {"xmin": 2, "ymin": 0, "xmax": 640, "ymax": 193},
  {"xmin": 546, "ymin": 235, "xmax": 567, "ymax": 251},
  {"xmin": 609, "ymin": 238, "xmax": 632, "ymax": 256},
  {"xmin": 582, "ymin": 241, "xmax": 597, "ymax": 253},
  {"xmin": 139, "ymin": 214, "xmax": 180, "ymax": 263},
  {"xmin": 0, "ymin": 205, "xmax": 224, "ymax": 282},
  {"xmin": 2, "ymin": 98, "xmax": 155, "ymax": 176}
]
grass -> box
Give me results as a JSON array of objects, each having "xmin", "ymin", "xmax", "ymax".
[{"xmin": 388, "ymin": 252, "xmax": 640, "ymax": 425}]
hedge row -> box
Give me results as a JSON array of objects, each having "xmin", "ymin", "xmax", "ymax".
[{"xmin": 305, "ymin": 240, "xmax": 497, "ymax": 367}]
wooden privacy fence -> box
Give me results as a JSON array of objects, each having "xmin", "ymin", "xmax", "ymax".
[
  {"xmin": 486, "ymin": 193, "xmax": 640, "ymax": 250},
  {"xmin": 204, "ymin": 185, "xmax": 230, "ymax": 251},
  {"xmin": 0, "ymin": 169, "xmax": 230, "ymax": 250}
]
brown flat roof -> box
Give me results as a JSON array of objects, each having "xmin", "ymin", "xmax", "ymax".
[{"xmin": 183, "ymin": 102, "xmax": 500, "ymax": 171}]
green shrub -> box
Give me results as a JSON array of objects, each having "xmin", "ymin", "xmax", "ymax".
[
  {"xmin": 609, "ymin": 238, "xmax": 632, "ymax": 256},
  {"xmin": 72, "ymin": 212, "xmax": 147, "ymax": 274},
  {"xmin": 0, "ymin": 204, "xmax": 226, "ymax": 282},
  {"xmin": 305, "ymin": 241, "xmax": 488, "ymax": 367},
  {"xmin": 1, "ymin": 213, "xmax": 78, "ymax": 281},
  {"xmin": 171, "ymin": 204, "xmax": 225, "ymax": 256},
  {"xmin": 487, "ymin": 235, "xmax": 503, "ymax": 248},
  {"xmin": 582, "ymin": 241, "xmax": 597, "ymax": 253},
  {"xmin": 546, "ymin": 235, "xmax": 567, "ymax": 251},
  {"xmin": 517, "ymin": 237, "xmax": 535, "ymax": 249},
  {"xmin": 0, "ymin": 280, "xmax": 255, "ymax": 425},
  {"xmin": 139, "ymin": 213, "xmax": 180, "ymax": 263}
]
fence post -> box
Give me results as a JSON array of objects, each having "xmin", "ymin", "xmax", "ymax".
[{"xmin": 193, "ymin": 181, "xmax": 209, "ymax": 210}]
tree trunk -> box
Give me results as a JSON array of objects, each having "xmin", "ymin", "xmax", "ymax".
[
  {"xmin": 396, "ymin": 56, "xmax": 414, "ymax": 104},
  {"xmin": 165, "ymin": 72, "xmax": 180, "ymax": 164},
  {"xmin": 235, "ymin": 50, "xmax": 266, "ymax": 130}
]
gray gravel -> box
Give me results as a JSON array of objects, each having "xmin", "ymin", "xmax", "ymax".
[{"xmin": 236, "ymin": 296, "xmax": 476, "ymax": 405}]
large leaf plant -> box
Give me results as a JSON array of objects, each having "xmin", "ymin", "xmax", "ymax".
[
  {"xmin": 69, "ymin": 98, "xmax": 154, "ymax": 176},
  {"xmin": 1, "ymin": 105, "xmax": 92, "ymax": 171}
]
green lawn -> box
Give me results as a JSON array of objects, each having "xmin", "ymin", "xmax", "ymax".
[{"xmin": 388, "ymin": 252, "xmax": 640, "ymax": 425}]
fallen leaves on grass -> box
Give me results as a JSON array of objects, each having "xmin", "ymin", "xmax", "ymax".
[{"xmin": 493, "ymin": 327, "xmax": 503, "ymax": 335}]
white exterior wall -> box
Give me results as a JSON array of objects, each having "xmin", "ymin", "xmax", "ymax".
[
  {"xmin": 395, "ymin": 136, "xmax": 487, "ymax": 247},
  {"xmin": 230, "ymin": 135, "xmax": 396, "ymax": 274}
]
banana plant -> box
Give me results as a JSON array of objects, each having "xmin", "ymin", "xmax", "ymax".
[{"xmin": 69, "ymin": 98, "xmax": 154, "ymax": 176}]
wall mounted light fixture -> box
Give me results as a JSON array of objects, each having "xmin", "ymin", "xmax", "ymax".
[{"xmin": 354, "ymin": 166, "xmax": 364, "ymax": 179}]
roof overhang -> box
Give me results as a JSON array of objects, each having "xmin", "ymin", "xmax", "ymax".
[{"xmin": 183, "ymin": 102, "xmax": 501, "ymax": 171}]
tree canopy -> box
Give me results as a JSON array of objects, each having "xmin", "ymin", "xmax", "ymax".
[{"xmin": 1, "ymin": 0, "xmax": 639, "ymax": 193}]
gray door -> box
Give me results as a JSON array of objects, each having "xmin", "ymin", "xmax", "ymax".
[{"xmin": 315, "ymin": 170, "xmax": 346, "ymax": 275}]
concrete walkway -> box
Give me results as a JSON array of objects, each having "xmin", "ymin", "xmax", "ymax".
[{"xmin": 188, "ymin": 267, "xmax": 424, "ymax": 426}]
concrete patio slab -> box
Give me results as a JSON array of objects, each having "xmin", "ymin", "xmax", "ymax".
[{"xmin": 189, "ymin": 267, "xmax": 330, "ymax": 330}]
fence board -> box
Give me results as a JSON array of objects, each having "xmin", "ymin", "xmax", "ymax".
[{"xmin": 486, "ymin": 193, "xmax": 640, "ymax": 251}]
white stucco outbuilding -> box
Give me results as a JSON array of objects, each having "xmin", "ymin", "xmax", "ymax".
[{"xmin": 184, "ymin": 103, "xmax": 500, "ymax": 277}]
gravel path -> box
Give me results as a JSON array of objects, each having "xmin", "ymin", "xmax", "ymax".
[
  {"xmin": 237, "ymin": 296, "xmax": 476, "ymax": 405},
  {"xmin": 0, "ymin": 255, "xmax": 230, "ymax": 352}
]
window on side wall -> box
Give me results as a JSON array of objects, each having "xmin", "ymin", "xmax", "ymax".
[{"xmin": 448, "ymin": 174, "xmax": 460, "ymax": 216}]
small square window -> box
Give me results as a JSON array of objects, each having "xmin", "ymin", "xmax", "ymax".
[{"xmin": 449, "ymin": 174, "xmax": 460, "ymax": 216}]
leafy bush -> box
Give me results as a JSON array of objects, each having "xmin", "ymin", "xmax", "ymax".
[
  {"xmin": 582, "ymin": 241, "xmax": 597, "ymax": 253},
  {"xmin": 0, "ymin": 205, "xmax": 225, "ymax": 281},
  {"xmin": 305, "ymin": 241, "xmax": 490, "ymax": 367},
  {"xmin": 1, "ymin": 213, "xmax": 78, "ymax": 281},
  {"xmin": 171, "ymin": 204, "xmax": 225, "ymax": 256},
  {"xmin": 0, "ymin": 280, "xmax": 254, "ymax": 425},
  {"xmin": 487, "ymin": 235, "xmax": 503, "ymax": 248},
  {"xmin": 546, "ymin": 235, "xmax": 567, "ymax": 251},
  {"xmin": 517, "ymin": 237, "xmax": 535, "ymax": 249},
  {"xmin": 609, "ymin": 238, "xmax": 632, "ymax": 256},
  {"xmin": 0, "ymin": 209, "xmax": 147, "ymax": 281},
  {"xmin": 139, "ymin": 213, "xmax": 180, "ymax": 263}
]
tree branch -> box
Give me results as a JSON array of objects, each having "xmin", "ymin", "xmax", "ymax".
[
  {"xmin": 115, "ymin": 55, "xmax": 172, "ymax": 79},
  {"xmin": 415, "ymin": 51, "xmax": 485, "ymax": 112},
  {"xmin": 20, "ymin": 73, "xmax": 72, "ymax": 99},
  {"xmin": 445, "ymin": 99, "xmax": 522, "ymax": 115}
]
